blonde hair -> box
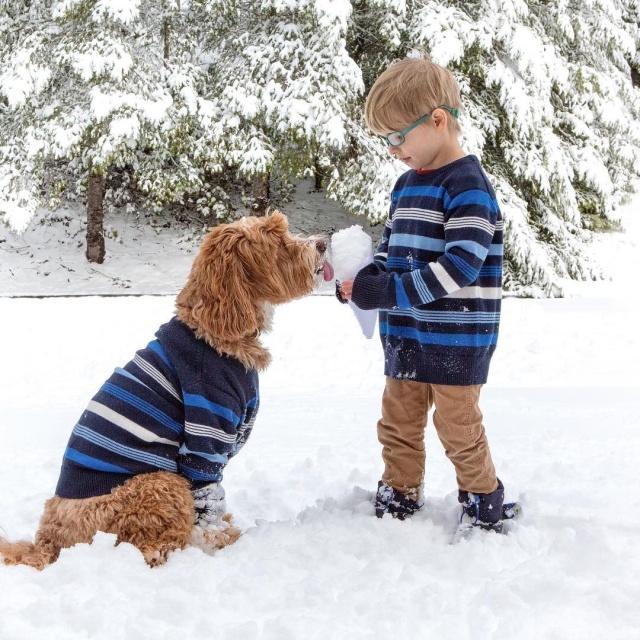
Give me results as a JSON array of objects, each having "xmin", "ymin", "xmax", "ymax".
[{"xmin": 364, "ymin": 57, "xmax": 462, "ymax": 134}]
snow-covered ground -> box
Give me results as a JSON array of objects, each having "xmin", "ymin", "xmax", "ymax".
[
  {"xmin": 1, "ymin": 195, "xmax": 639, "ymax": 639},
  {"xmin": 0, "ymin": 180, "xmax": 378, "ymax": 297}
]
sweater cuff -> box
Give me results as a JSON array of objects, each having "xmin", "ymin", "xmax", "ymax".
[{"xmin": 351, "ymin": 263, "xmax": 395, "ymax": 310}]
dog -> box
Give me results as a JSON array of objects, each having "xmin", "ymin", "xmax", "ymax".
[{"xmin": 0, "ymin": 211, "xmax": 333, "ymax": 569}]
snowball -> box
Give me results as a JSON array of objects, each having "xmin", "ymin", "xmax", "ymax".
[
  {"xmin": 330, "ymin": 225, "xmax": 377, "ymax": 339},
  {"xmin": 330, "ymin": 225, "xmax": 373, "ymax": 282}
]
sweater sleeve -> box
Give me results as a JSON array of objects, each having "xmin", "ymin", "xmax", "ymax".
[
  {"xmin": 372, "ymin": 208, "xmax": 393, "ymax": 271},
  {"xmin": 351, "ymin": 187, "xmax": 499, "ymax": 310}
]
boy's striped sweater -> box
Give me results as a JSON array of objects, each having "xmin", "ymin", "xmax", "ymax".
[
  {"xmin": 352, "ymin": 155, "xmax": 503, "ymax": 385},
  {"xmin": 55, "ymin": 317, "xmax": 259, "ymax": 499}
]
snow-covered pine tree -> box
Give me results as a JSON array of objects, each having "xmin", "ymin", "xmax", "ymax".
[
  {"xmin": 2, "ymin": 0, "xmax": 639, "ymax": 292},
  {"xmin": 0, "ymin": 0, "xmax": 224, "ymax": 261},
  {"xmin": 327, "ymin": 0, "xmax": 410, "ymax": 230},
  {"xmin": 338, "ymin": 0, "xmax": 640, "ymax": 295},
  {"xmin": 191, "ymin": 0, "xmax": 363, "ymax": 213},
  {"xmin": 0, "ymin": 0, "xmax": 54, "ymax": 234}
]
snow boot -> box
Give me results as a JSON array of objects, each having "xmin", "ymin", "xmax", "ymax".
[
  {"xmin": 374, "ymin": 481, "xmax": 424, "ymax": 520},
  {"xmin": 455, "ymin": 478, "xmax": 505, "ymax": 539}
]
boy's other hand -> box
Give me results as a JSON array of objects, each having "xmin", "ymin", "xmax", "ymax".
[{"xmin": 336, "ymin": 279, "xmax": 353, "ymax": 302}]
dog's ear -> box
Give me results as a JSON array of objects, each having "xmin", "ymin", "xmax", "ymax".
[
  {"xmin": 176, "ymin": 225, "xmax": 260, "ymax": 341},
  {"xmin": 262, "ymin": 210, "xmax": 288, "ymax": 235}
]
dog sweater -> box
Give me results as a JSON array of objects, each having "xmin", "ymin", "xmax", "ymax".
[
  {"xmin": 351, "ymin": 155, "xmax": 503, "ymax": 385},
  {"xmin": 55, "ymin": 317, "xmax": 259, "ymax": 499}
]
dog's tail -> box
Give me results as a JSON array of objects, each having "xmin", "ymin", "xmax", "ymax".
[{"xmin": 0, "ymin": 536, "xmax": 57, "ymax": 570}]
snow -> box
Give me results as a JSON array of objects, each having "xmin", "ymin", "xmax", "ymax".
[
  {"xmin": 330, "ymin": 224, "xmax": 373, "ymax": 282},
  {"xmin": 1, "ymin": 194, "xmax": 640, "ymax": 638},
  {"xmin": 0, "ymin": 49, "xmax": 51, "ymax": 109}
]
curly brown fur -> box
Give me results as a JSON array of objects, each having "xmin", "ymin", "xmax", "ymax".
[
  {"xmin": 0, "ymin": 473, "xmax": 199, "ymax": 569},
  {"xmin": 190, "ymin": 513, "xmax": 242, "ymax": 554},
  {"xmin": 176, "ymin": 210, "xmax": 323, "ymax": 370}
]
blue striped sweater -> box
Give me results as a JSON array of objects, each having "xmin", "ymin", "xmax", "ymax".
[
  {"xmin": 55, "ymin": 317, "xmax": 259, "ymax": 499},
  {"xmin": 352, "ymin": 155, "xmax": 503, "ymax": 385}
]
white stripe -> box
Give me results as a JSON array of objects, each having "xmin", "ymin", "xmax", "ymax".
[
  {"xmin": 394, "ymin": 207, "xmax": 444, "ymax": 224},
  {"xmin": 390, "ymin": 309, "xmax": 500, "ymax": 323},
  {"xmin": 431, "ymin": 262, "xmax": 459, "ymax": 294},
  {"xmin": 74, "ymin": 424, "xmax": 178, "ymax": 470},
  {"xmin": 133, "ymin": 355, "xmax": 181, "ymax": 401},
  {"xmin": 87, "ymin": 401, "xmax": 180, "ymax": 447},
  {"xmin": 445, "ymin": 216, "xmax": 495, "ymax": 235},
  {"xmin": 395, "ymin": 206, "xmax": 444, "ymax": 218},
  {"xmin": 185, "ymin": 421, "xmax": 237, "ymax": 443},
  {"xmin": 134, "ymin": 355, "xmax": 180, "ymax": 399},
  {"xmin": 445, "ymin": 286, "xmax": 502, "ymax": 300}
]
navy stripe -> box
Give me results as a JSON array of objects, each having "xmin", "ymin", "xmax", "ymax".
[
  {"xmin": 179, "ymin": 464, "xmax": 223, "ymax": 482},
  {"xmin": 380, "ymin": 322, "xmax": 498, "ymax": 347}
]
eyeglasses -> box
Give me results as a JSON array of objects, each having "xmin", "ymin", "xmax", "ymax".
[{"xmin": 378, "ymin": 105, "xmax": 460, "ymax": 147}]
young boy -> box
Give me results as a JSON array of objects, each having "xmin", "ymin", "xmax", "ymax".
[{"xmin": 339, "ymin": 57, "xmax": 506, "ymax": 533}]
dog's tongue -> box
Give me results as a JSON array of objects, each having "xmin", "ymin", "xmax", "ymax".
[{"xmin": 322, "ymin": 260, "xmax": 334, "ymax": 282}]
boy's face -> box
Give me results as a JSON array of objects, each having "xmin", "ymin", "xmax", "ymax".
[{"xmin": 382, "ymin": 108, "xmax": 457, "ymax": 171}]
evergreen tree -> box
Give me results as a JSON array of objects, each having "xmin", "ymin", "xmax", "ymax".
[
  {"xmin": 191, "ymin": 0, "xmax": 363, "ymax": 212},
  {"xmin": 0, "ymin": 0, "xmax": 221, "ymax": 260},
  {"xmin": 1, "ymin": 0, "xmax": 639, "ymax": 293},
  {"xmin": 339, "ymin": 0, "xmax": 640, "ymax": 294},
  {"xmin": 327, "ymin": 0, "xmax": 409, "ymax": 237},
  {"xmin": 0, "ymin": 0, "xmax": 54, "ymax": 233}
]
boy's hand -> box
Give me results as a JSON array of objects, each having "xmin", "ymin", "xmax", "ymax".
[{"xmin": 336, "ymin": 279, "xmax": 353, "ymax": 302}]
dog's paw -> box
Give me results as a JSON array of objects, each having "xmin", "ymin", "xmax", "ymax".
[{"xmin": 190, "ymin": 514, "xmax": 241, "ymax": 555}]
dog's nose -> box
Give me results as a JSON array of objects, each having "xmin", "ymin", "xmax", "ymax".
[{"xmin": 315, "ymin": 238, "xmax": 327, "ymax": 253}]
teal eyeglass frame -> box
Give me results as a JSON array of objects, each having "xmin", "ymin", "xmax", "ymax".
[{"xmin": 378, "ymin": 105, "xmax": 460, "ymax": 147}]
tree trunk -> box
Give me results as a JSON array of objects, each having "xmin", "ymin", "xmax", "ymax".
[
  {"xmin": 251, "ymin": 172, "xmax": 270, "ymax": 215},
  {"xmin": 86, "ymin": 173, "xmax": 106, "ymax": 264},
  {"xmin": 162, "ymin": 16, "xmax": 170, "ymax": 60},
  {"xmin": 313, "ymin": 156, "xmax": 323, "ymax": 191}
]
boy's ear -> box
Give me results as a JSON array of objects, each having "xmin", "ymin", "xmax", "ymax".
[{"xmin": 432, "ymin": 108, "xmax": 448, "ymax": 129}]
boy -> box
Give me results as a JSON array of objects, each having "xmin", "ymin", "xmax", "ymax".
[{"xmin": 339, "ymin": 57, "xmax": 507, "ymax": 533}]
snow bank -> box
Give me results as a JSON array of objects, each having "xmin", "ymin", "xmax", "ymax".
[
  {"xmin": 1, "ymin": 292, "xmax": 639, "ymax": 638},
  {"xmin": 1, "ymin": 191, "xmax": 640, "ymax": 638}
]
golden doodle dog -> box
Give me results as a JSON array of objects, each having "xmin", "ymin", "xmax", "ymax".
[{"xmin": 0, "ymin": 211, "xmax": 333, "ymax": 569}]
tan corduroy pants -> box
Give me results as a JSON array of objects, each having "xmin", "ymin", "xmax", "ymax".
[{"xmin": 377, "ymin": 377, "xmax": 498, "ymax": 495}]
